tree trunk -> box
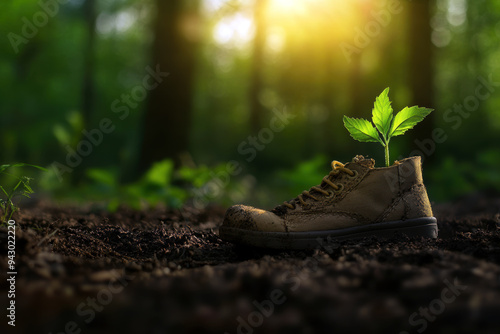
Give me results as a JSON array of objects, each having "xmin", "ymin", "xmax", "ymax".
[
  {"xmin": 138, "ymin": 0, "xmax": 199, "ymax": 173},
  {"xmin": 82, "ymin": 0, "xmax": 96, "ymax": 128},
  {"xmin": 249, "ymin": 0, "xmax": 267, "ymax": 133},
  {"xmin": 73, "ymin": 0, "xmax": 96, "ymax": 184},
  {"xmin": 408, "ymin": 0, "xmax": 435, "ymax": 143}
]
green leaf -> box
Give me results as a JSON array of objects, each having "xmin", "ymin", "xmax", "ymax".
[
  {"xmin": 86, "ymin": 168, "xmax": 117, "ymax": 187},
  {"xmin": 53, "ymin": 124, "xmax": 71, "ymax": 146},
  {"xmin": 142, "ymin": 159, "xmax": 174, "ymax": 186},
  {"xmin": 372, "ymin": 87, "xmax": 393, "ymax": 142},
  {"xmin": 390, "ymin": 106, "xmax": 433, "ymax": 137},
  {"xmin": 343, "ymin": 116, "xmax": 383, "ymax": 145},
  {"xmin": 0, "ymin": 163, "xmax": 47, "ymax": 174}
]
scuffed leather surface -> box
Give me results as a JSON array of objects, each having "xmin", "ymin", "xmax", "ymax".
[{"xmin": 221, "ymin": 156, "xmax": 434, "ymax": 233}]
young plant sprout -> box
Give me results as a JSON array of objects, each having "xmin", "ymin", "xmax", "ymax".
[
  {"xmin": 343, "ymin": 88, "xmax": 433, "ymax": 167},
  {"xmin": 0, "ymin": 163, "xmax": 46, "ymax": 224}
]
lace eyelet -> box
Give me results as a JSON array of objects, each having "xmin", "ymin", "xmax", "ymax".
[
  {"xmin": 348, "ymin": 170, "xmax": 358, "ymax": 178},
  {"xmin": 334, "ymin": 184, "xmax": 344, "ymax": 193},
  {"xmin": 327, "ymin": 190, "xmax": 335, "ymax": 198}
]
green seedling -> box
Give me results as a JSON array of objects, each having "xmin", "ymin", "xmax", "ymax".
[
  {"xmin": 0, "ymin": 163, "xmax": 46, "ymax": 224},
  {"xmin": 343, "ymin": 88, "xmax": 433, "ymax": 167}
]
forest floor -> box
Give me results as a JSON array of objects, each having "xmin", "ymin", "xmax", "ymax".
[{"xmin": 1, "ymin": 194, "xmax": 500, "ymax": 334}]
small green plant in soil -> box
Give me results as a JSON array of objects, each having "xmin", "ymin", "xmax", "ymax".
[
  {"xmin": 343, "ymin": 88, "xmax": 433, "ymax": 167},
  {"xmin": 0, "ymin": 163, "xmax": 46, "ymax": 224}
]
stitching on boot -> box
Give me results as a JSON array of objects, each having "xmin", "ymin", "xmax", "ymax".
[
  {"xmin": 332, "ymin": 210, "xmax": 367, "ymax": 222},
  {"xmin": 376, "ymin": 196, "xmax": 403, "ymax": 223},
  {"xmin": 401, "ymin": 187, "xmax": 411, "ymax": 220},
  {"xmin": 322, "ymin": 210, "xmax": 368, "ymax": 224},
  {"xmin": 398, "ymin": 163, "xmax": 410, "ymax": 220},
  {"xmin": 294, "ymin": 210, "xmax": 367, "ymax": 223},
  {"xmin": 376, "ymin": 184, "xmax": 426, "ymax": 222},
  {"xmin": 339, "ymin": 210, "xmax": 370, "ymax": 224}
]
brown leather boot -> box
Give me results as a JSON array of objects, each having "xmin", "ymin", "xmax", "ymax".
[{"xmin": 219, "ymin": 155, "xmax": 437, "ymax": 249}]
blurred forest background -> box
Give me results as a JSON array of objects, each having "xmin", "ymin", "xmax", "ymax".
[{"xmin": 1, "ymin": 0, "xmax": 500, "ymax": 211}]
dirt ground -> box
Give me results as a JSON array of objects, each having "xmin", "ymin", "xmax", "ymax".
[{"xmin": 1, "ymin": 193, "xmax": 500, "ymax": 334}]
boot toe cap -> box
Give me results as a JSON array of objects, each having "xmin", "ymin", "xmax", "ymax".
[{"xmin": 222, "ymin": 205, "xmax": 286, "ymax": 232}]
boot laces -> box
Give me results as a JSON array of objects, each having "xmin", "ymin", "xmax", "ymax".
[{"xmin": 282, "ymin": 161, "xmax": 355, "ymax": 210}]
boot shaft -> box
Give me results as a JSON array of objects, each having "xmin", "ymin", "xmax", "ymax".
[{"xmin": 336, "ymin": 156, "xmax": 433, "ymax": 223}]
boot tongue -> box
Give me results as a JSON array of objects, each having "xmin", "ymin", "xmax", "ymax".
[{"xmin": 349, "ymin": 155, "xmax": 375, "ymax": 168}]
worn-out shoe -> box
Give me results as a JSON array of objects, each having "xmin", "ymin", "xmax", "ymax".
[{"xmin": 219, "ymin": 156, "xmax": 437, "ymax": 249}]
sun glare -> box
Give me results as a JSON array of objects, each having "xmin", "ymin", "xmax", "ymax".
[
  {"xmin": 269, "ymin": 0, "xmax": 307, "ymax": 14},
  {"xmin": 96, "ymin": 10, "xmax": 137, "ymax": 35},
  {"xmin": 210, "ymin": 0, "xmax": 356, "ymax": 50},
  {"xmin": 213, "ymin": 13, "xmax": 254, "ymax": 47}
]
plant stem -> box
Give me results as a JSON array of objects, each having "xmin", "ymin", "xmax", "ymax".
[{"xmin": 384, "ymin": 144, "xmax": 390, "ymax": 167}]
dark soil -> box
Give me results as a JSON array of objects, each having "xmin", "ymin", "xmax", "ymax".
[{"xmin": 1, "ymin": 194, "xmax": 500, "ymax": 334}]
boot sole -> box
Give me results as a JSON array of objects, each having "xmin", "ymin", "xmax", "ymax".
[{"xmin": 219, "ymin": 217, "xmax": 438, "ymax": 250}]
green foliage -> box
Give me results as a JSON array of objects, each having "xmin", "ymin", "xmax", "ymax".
[
  {"xmin": 276, "ymin": 155, "xmax": 329, "ymax": 197},
  {"xmin": 390, "ymin": 106, "xmax": 433, "ymax": 137},
  {"xmin": 53, "ymin": 111, "xmax": 84, "ymax": 148},
  {"xmin": 86, "ymin": 160, "xmax": 187, "ymax": 211},
  {"xmin": 84, "ymin": 160, "xmax": 249, "ymax": 211},
  {"xmin": 343, "ymin": 117, "xmax": 383, "ymax": 144},
  {"xmin": 344, "ymin": 88, "xmax": 433, "ymax": 167},
  {"xmin": 1, "ymin": 0, "xmax": 499, "ymax": 205},
  {"xmin": 428, "ymin": 149, "xmax": 500, "ymax": 201},
  {"xmin": 178, "ymin": 164, "xmax": 219, "ymax": 188},
  {"xmin": 178, "ymin": 163, "xmax": 253, "ymax": 207},
  {"xmin": 0, "ymin": 163, "xmax": 47, "ymax": 223},
  {"xmin": 372, "ymin": 87, "xmax": 394, "ymax": 142}
]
